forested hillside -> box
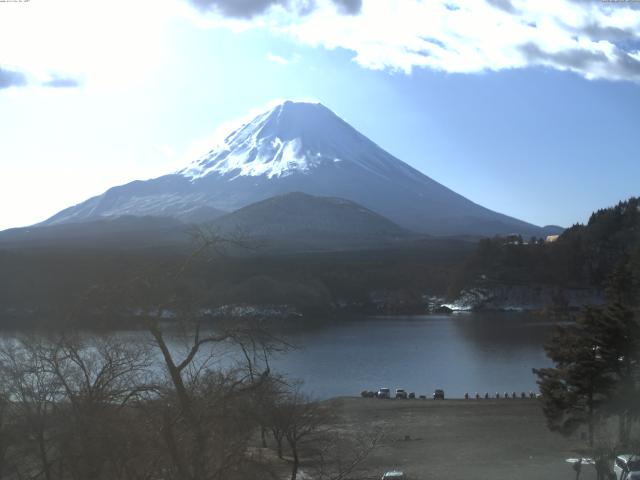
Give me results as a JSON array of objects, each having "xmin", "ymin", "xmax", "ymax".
[
  {"xmin": 0, "ymin": 240, "xmax": 474, "ymax": 328},
  {"xmin": 450, "ymin": 197, "xmax": 640, "ymax": 303}
]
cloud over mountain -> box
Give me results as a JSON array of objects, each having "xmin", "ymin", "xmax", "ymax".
[
  {"xmin": 189, "ymin": 0, "xmax": 361, "ymax": 18},
  {"xmin": 0, "ymin": 66, "xmax": 27, "ymax": 89},
  {"xmin": 0, "ymin": 66, "xmax": 81, "ymax": 90},
  {"xmin": 191, "ymin": 0, "xmax": 640, "ymax": 82},
  {"xmin": 42, "ymin": 76, "xmax": 81, "ymax": 88}
]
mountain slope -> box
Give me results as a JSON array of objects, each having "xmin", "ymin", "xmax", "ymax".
[
  {"xmin": 0, "ymin": 194, "xmax": 413, "ymax": 252},
  {"xmin": 42, "ymin": 101, "xmax": 554, "ymax": 237},
  {"xmin": 0, "ymin": 216, "xmax": 189, "ymax": 249},
  {"xmin": 212, "ymin": 192, "xmax": 407, "ymax": 236},
  {"xmin": 209, "ymin": 192, "xmax": 411, "ymax": 251}
]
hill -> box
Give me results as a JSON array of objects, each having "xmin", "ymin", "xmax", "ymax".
[
  {"xmin": 0, "ymin": 216, "xmax": 190, "ymax": 249},
  {"xmin": 449, "ymin": 197, "xmax": 640, "ymax": 304},
  {"xmin": 210, "ymin": 192, "xmax": 411, "ymax": 251},
  {"xmin": 0, "ymin": 193, "xmax": 416, "ymax": 252}
]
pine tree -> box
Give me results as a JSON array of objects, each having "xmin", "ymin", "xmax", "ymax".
[
  {"xmin": 533, "ymin": 307, "xmax": 617, "ymax": 446},
  {"xmin": 602, "ymin": 262, "xmax": 640, "ymax": 445},
  {"xmin": 600, "ymin": 301, "xmax": 640, "ymax": 445},
  {"xmin": 535, "ymin": 299, "xmax": 640, "ymax": 446}
]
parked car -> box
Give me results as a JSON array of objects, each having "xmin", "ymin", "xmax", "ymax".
[
  {"xmin": 381, "ymin": 471, "xmax": 406, "ymax": 479},
  {"xmin": 377, "ymin": 387, "xmax": 391, "ymax": 399},
  {"xmin": 433, "ymin": 389, "xmax": 445, "ymax": 400},
  {"xmin": 614, "ymin": 455, "xmax": 640, "ymax": 480},
  {"xmin": 395, "ymin": 388, "xmax": 408, "ymax": 399}
]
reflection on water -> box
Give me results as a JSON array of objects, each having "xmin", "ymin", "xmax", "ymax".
[
  {"xmin": 268, "ymin": 312, "xmax": 555, "ymax": 399},
  {"xmin": 3, "ymin": 312, "xmax": 557, "ymax": 400}
]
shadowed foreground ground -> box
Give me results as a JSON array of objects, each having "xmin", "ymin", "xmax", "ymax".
[{"xmin": 325, "ymin": 397, "xmax": 597, "ymax": 480}]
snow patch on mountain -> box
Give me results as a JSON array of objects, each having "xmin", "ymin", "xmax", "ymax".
[
  {"xmin": 39, "ymin": 100, "xmax": 551, "ymax": 237},
  {"xmin": 180, "ymin": 102, "xmax": 332, "ymax": 181}
]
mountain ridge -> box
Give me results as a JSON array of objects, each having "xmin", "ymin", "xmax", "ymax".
[
  {"xmin": 1, "ymin": 193, "xmax": 416, "ymax": 252},
  {"xmin": 212, "ymin": 191, "xmax": 408, "ymax": 236},
  {"xmin": 40, "ymin": 100, "xmax": 560, "ymax": 237},
  {"xmin": 207, "ymin": 191, "xmax": 413, "ymax": 251}
]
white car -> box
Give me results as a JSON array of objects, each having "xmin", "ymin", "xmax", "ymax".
[
  {"xmin": 377, "ymin": 388, "xmax": 391, "ymax": 399},
  {"xmin": 614, "ymin": 455, "xmax": 640, "ymax": 480},
  {"xmin": 381, "ymin": 471, "xmax": 406, "ymax": 480}
]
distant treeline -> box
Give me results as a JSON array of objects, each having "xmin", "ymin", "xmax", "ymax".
[
  {"xmin": 450, "ymin": 197, "xmax": 640, "ymax": 301},
  {"xmin": 0, "ymin": 239, "xmax": 475, "ymax": 328},
  {"xmin": 3, "ymin": 198, "xmax": 638, "ymax": 328}
]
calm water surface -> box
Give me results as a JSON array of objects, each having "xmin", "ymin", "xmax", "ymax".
[
  {"xmin": 9, "ymin": 312, "xmax": 557, "ymax": 400},
  {"xmin": 266, "ymin": 312, "xmax": 555, "ymax": 399}
]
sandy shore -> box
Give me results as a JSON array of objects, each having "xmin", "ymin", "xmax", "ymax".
[{"xmin": 324, "ymin": 397, "xmax": 598, "ymax": 480}]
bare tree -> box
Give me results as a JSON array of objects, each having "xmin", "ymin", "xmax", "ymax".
[
  {"xmin": 262, "ymin": 386, "xmax": 382, "ymax": 480},
  {"xmin": 42, "ymin": 335, "xmax": 156, "ymax": 480},
  {"xmin": 313, "ymin": 429, "xmax": 384, "ymax": 480},
  {"xmin": 0, "ymin": 337, "xmax": 61, "ymax": 480},
  {"xmin": 0, "ymin": 227, "xmax": 377, "ymax": 480},
  {"xmin": 119, "ymin": 225, "xmax": 288, "ymax": 479},
  {"xmin": 269, "ymin": 389, "xmax": 331, "ymax": 480},
  {"xmin": 0, "ymin": 334, "xmax": 158, "ymax": 480}
]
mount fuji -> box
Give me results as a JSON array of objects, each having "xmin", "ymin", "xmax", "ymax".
[{"xmin": 41, "ymin": 101, "xmax": 558, "ymax": 237}]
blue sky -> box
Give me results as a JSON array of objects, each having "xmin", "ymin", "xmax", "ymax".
[{"xmin": 0, "ymin": 0, "xmax": 639, "ymax": 230}]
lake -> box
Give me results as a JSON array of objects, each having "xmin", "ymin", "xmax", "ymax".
[
  {"xmin": 265, "ymin": 312, "xmax": 556, "ymax": 399},
  {"xmin": 4, "ymin": 312, "xmax": 557, "ymax": 400}
]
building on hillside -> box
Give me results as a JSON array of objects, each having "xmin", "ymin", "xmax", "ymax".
[{"xmin": 545, "ymin": 235, "xmax": 559, "ymax": 243}]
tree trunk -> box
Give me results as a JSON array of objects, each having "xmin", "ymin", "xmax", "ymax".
[
  {"xmin": 37, "ymin": 428, "xmax": 52, "ymax": 480},
  {"xmin": 277, "ymin": 438, "xmax": 283, "ymax": 459},
  {"xmin": 149, "ymin": 320, "xmax": 207, "ymax": 479},
  {"xmin": 290, "ymin": 445, "xmax": 299, "ymax": 480},
  {"xmin": 162, "ymin": 409, "xmax": 191, "ymax": 480},
  {"xmin": 272, "ymin": 429, "xmax": 284, "ymax": 459},
  {"xmin": 261, "ymin": 426, "xmax": 267, "ymax": 448},
  {"xmin": 619, "ymin": 411, "xmax": 630, "ymax": 446},
  {"xmin": 587, "ymin": 392, "xmax": 594, "ymax": 447}
]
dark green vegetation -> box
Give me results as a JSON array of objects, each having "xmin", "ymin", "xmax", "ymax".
[
  {"xmin": 0, "ymin": 193, "xmax": 415, "ymax": 252},
  {"xmin": 0, "ymin": 239, "xmax": 475, "ymax": 328},
  {"xmin": 0, "ymin": 216, "xmax": 189, "ymax": 249},
  {"xmin": 532, "ymin": 209, "xmax": 640, "ymax": 472},
  {"xmin": 0, "ymin": 191, "xmax": 477, "ymax": 328},
  {"xmin": 213, "ymin": 192, "xmax": 408, "ymax": 240},
  {"xmin": 450, "ymin": 197, "xmax": 640, "ymax": 299},
  {"xmin": 534, "ymin": 302, "xmax": 640, "ymax": 447},
  {"xmin": 1, "ymin": 197, "xmax": 638, "ymax": 328}
]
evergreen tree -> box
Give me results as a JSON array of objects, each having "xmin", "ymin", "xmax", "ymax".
[
  {"xmin": 533, "ymin": 307, "xmax": 618, "ymax": 446},
  {"xmin": 535, "ymin": 299, "xmax": 640, "ymax": 446},
  {"xmin": 601, "ymin": 260, "xmax": 640, "ymax": 444},
  {"xmin": 600, "ymin": 301, "xmax": 640, "ymax": 445}
]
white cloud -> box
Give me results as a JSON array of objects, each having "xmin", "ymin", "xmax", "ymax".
[
  {"xmin": 266, "ymin": 52, "xmax": 301, "ymax": 64},
  {"xmin": 191, "ymin": 0, "xmax": 640, "ymax": 82},
  {"xmin": 267, "ymin": 52, "xmax": 291, "ymax": 64},
  {"xmin": 0, "ymin": 0, "xmax": 180, "ymax": 90}
]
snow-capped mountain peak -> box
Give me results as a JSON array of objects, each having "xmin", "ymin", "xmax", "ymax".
[
  {"xmin": 42, "ymin": 100, "xmax": 552, "ymax": 237},
  {"xmin": 180, "ymin": 101, "xmax": 343, "ymax": 181}
]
